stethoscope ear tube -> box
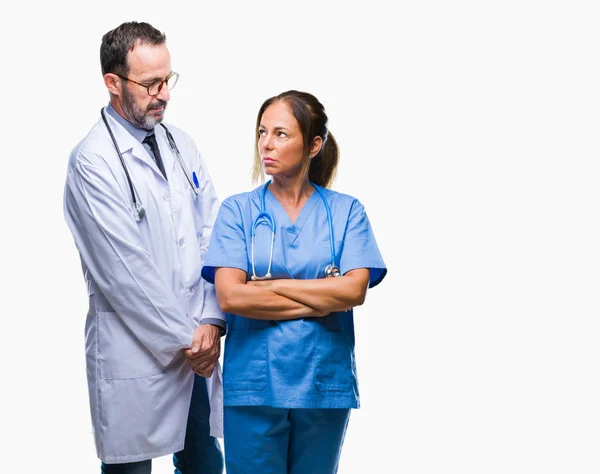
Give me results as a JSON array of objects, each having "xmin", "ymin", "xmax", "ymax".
[
  {"xmin": 313, "ymin": 185, "xmax": 340, "ymax": 278},
  {"xmin": 101, "ymin": 108, "xmax": 145, "ymax": 221},
  {"xmin": 160, "ymin": 124, "xmax": 200, "ymax": 196},
  {"xmin": 250, "ymin": 211, "xmax": 275, "ymax": 280}
]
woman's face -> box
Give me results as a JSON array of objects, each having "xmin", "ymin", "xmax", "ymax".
[{"xmin": 258, "ymin": 101, "xmax": 306, "ymax": 179}]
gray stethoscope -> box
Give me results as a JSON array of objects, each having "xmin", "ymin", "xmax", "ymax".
[
  {"xmin": 251, "ymin": 180, "xmax": 341, "ymax": 280},
  {"xmin": 101, "ymin": 107, "xmax": 200, "ymax": 222}
]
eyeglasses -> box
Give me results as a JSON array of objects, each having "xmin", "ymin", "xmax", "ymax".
[{"xmin": 116, "ymin": 71, "xmax": 179, "ymax": 96}]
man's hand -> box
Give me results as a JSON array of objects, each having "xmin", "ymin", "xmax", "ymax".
[{"xmin": 183, "ymin": 324, "xmax": 222, "ymax": 378}]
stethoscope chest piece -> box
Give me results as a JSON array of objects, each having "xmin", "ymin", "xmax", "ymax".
[
  {"xmin": 134, "ymin": 202, "xmax": 146, "ymax": 222},
  {"xmin": 325, "ymin": 264, "xmax": 341, "ymax": 278}
]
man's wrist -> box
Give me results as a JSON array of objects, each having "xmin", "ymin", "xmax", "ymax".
[{"xmin": 199, "ymin": 319, "xmax": 226, "ymax": 337}]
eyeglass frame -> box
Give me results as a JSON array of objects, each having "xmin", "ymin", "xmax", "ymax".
[{"xmin": 115, "ymin": 71, "xmax": 179, "ymax": 97}]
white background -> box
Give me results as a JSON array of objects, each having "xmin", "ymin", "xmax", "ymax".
[{"xmin": 2, "ymin": 1, "xmax": 599, "ymax": 472}]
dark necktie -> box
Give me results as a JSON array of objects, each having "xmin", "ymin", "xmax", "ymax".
[{"xmin": 143, "ymin": 132, "xmax": 168, "ymax": 180}]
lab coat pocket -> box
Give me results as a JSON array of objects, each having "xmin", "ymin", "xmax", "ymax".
[
  {"xmin": 315, "ymin": 331, "xmax": 353, "ymax": 392},
  {"xmin": 97, "ymin": 311, "xmax": 164, "ymax": 380},
  {"xmin": 189, "ymin": 187, "xmax": 205, "ymax": 238},
  {"xmin": 223, "ymin": 330, "xmax": 267, "ymax": 391}
]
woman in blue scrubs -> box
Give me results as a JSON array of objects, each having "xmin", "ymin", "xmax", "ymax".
[{"xmin": 201, "ymin": 90, "xmax": 387, "ymax": 474}]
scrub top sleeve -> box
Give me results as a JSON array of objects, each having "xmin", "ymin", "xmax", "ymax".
[
  {"xmin": 339, "ymin": 199, "xmax": 387, "ymax": 288},
  {"xmin": 201, "ymin": 198, "xmax": 248, "ymax": 284}
]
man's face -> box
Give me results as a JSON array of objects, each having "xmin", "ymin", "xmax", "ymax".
[{"xmin": 120, "ymin": 42, "xmax": 172, "ymax": 130}]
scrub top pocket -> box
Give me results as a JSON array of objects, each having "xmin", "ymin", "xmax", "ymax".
[
  {"xmin": 224, "ymin": 330, "xmax": 268, "ymax": 391},
  {"xmin": 315, "ymin": 330, "xmax": 354, "ymax": 392}
]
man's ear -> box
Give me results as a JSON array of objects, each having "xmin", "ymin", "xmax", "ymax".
[{"xmin": 104, "ymin": 73, "xmax": 121, "ymax": 97}]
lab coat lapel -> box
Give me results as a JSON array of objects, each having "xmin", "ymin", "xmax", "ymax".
[
  {"xmin": 130, "ymin": 137, "xmax": 168, "ymax": 182},
  {"xmin": 154, "ymin": 126, "xmax": 178, "ymax": 181},
  {"xmin": 107, "ymin": 114, "xmax": 168, "ymax": 180}
]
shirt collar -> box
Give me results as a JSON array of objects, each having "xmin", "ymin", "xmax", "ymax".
[{"xmin": 105, "ymin": 103, "xmax": 152, "ymax": 143}]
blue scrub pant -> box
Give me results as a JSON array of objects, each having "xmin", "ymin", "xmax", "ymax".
[
  {"xmin": 101, "ymin": 375, "xmax": 224, "ymax": 474},
  {"xmin": 224, "ymin": 406, "xmax": 351, "ymax": 474}
]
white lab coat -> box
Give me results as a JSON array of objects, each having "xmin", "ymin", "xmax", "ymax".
[{"xmin": 64, "ymin": 108, "xmax": 224, "ymax": 464}]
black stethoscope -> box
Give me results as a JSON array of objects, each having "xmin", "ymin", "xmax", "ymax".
[{"xmin": 101, "ymin": 107, "xmax": 200, "ymax": 221}]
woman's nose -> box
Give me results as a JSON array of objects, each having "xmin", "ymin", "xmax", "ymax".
[{"xmin": 261, "ymin": 134, "xmax": 274, "ymax": 150}]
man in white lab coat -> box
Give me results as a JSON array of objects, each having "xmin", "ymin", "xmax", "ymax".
[{"xmin": 63, "ymin": 21, "xmax": 225, "ymax": 473}]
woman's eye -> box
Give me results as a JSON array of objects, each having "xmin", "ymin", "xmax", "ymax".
[{"xmin": 278, "ymin": 132, "xmax": 287, "ymax": 138}]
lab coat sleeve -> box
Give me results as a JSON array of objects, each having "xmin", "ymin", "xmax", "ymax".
[
  {"xmin": 64, "ymin": 153, "xmax": 194, "ymax": 367},
  {"xmin": 189, "ymin": 143, "xmax": 227, "ymax": 329},
  {"xmin": 339, "ymin": 199, "xmax": 387, "ymax": 288}
]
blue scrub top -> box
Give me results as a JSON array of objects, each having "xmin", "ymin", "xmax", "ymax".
[{"xmin": 202, "ymin": 184, "xmax": 387, "ymax": 409}]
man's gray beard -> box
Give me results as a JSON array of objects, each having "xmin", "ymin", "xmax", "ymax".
[{"xmin": 122, "ymin": 87, "xmax": 166, "ymax": 131}]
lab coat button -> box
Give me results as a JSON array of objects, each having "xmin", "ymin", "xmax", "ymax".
[
  {"xmin": 178, "ymin": 238, "xmax": 185, "ymax": 247},
  {"xmin": 163, "ymin": 193, "xmax": 170, "ymax": 201}
]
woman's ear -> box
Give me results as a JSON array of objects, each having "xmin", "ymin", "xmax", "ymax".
[{"xmin": 309, "ymin": 136, "xmax": 323, "ymax": 158}]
